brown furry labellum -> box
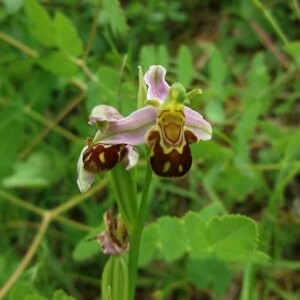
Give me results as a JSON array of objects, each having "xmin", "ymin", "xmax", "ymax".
[
  {"xmin": 146, "ymin": 109, "xmax": 197, "ymax": 178},
  {"xmin": 82, "ymin": 141, "xmax": 127, "ymax": 173}
]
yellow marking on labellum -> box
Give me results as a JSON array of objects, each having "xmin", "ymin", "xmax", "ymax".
[
  {"xmin": 99, "ymin": 152, "xmax": 105, "ymax": 163},
  {"xmin": 178, "ymin": 165, "xmax": 183, "ymax": 173},
  {"xmin": 162, "ymin": 161, "xmax": 171, "ymax": 173}
]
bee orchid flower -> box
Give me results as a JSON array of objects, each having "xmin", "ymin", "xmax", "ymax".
[{"xmin": 77, "ymin": 65, "xmax": 212, "ymax": 192}]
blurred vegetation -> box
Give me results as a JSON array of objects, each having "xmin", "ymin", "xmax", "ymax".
[{"xmin": 0, "ymin": 0, "xmax": 300, "ymax": 299}]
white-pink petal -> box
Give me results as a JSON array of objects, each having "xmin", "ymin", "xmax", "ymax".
[
  {"xmin": 144, "ymin": 65, "xmax": 170, "ymax": 101},
  {"xmin": 93, "ymin": 106, "xmax": 158, "ymax": 145},
  {"xmin": 77, "ymin": 146, "xmax": 95, "ymax": 193},
  {"xmin": 89, "ymin": 105, "xmax": 124, "ymax": 125},
  {"xmin": 184, "ymin": 106, "xmax": 212, "ymax": 141}
]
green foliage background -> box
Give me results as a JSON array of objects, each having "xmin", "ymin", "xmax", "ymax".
[{"xmin": 0, "ymin": 0, "xmax": 300, "ymax": 299}]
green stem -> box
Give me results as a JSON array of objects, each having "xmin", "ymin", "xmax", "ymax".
[
  {"xmin": 239, "ymin": 263, "xmax": 254, "ymax": 300},
  {"xmin": 127, "ymin": 161, "xmax": 152, "ymax": 300},
  {"xmin": 109, "ymin": 164, "xmax": 138, "ymax": 233}
]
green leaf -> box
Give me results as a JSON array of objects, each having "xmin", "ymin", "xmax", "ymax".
[
  {"xmin": 139, "ymin": 45, "xmax": 156, "ymax": 71},
  {"xmin": 3, "ymin": 0, "xmax": 23, "ymax": 13},
  {"xmin": 102, "ymin": 0, "xmax": 128, "ymax": 36},
  {"xmin": 158, "ymin": 216, "xmax": 188, "ymax": 262},
  {"xmin": 38, "ymin": 52, "xmax": 79, "ymax": 77},
  {"xmin": 24, "ymin": 0, "xmax": 54, "ymax": 46},
  {"xmin": 205, "ymin": 99, "xmax": 225, "ymax": 123},
  {"xmin": 53, "ymin": 11, "xmax": 83, "ymax": 57},
  {"xmin": 139, "ymin": 224, "xmax": 158, "ymax": 266},
  {"xmin": 0, "ymin": 106, "xmax": 23, "ymax": 181},
  {"xmin": 208, "ymin": 46, "xmax": 227, "ymax": 94},
  {"xmin": 186, "ymin": 258, "xmax": 232, "ymax": 299},
  {"xmin": 24, "ymin": 296, "xmax": 47, "ymax": 300},
  {"xmin": 184, "ymin": 212, "xmax": 210, "ymax": 259},
  {"xmin": 284, "ymin": 40, "xmax": 300, "ymax": 58},
  {"xmin": 2, "ymin": 151, "xmax": 66, "ymax": 189},
  {"xmin": 8, "ymin": 281, "xmax": 40, "ymax": 300},
  {"xmin": 72, "ymin": 225, "xmax": 103, "ymax": 261},
  {"xmin": 157, "ymin": 45, "xmax": 169, "ymax": 70},
  {"xmin": 51, "ymin": 290, "xmax": 76, "ymax": 300},
  {"xmin": 176, "ymin": 45, "xmax": 194, "ymax": 87},
  {"xmin": 207, "ymin": 215, "xmax": 258, "ymax": 261},
  {"xmin": 139, "ymin": 212, "xmax": 268, "ymax": 265}
]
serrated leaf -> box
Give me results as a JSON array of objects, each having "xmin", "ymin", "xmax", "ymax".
[
  {"xmin": 102, "ymin": 0, "xmax": 128, "ymax": 36},
  {"xmin": 72, "ymin": 225, "xmax": 103, "ymax": 261},
  {"xmin": 139, "ymin": 224, "xmax": 158, "ymax": 266},
  {"xmin": 186, "ymin": 258, "xmax": 232, "ymax": 298},
  {"xmin": 207, "ymin": 215, "xmax": 258, "ymax": 261},
  {"xmin": 24, "ymin": 0, "xmax": 54, "ymax": 46},
  {"xmin": 208, "ymin": 46, "xmax": 227, "ymax": 94},
  {"xmin": 140, "ymin": 212, "xmax": 268, "ymax": 265},
  {"xmin": 51, "ymin": 290, "xmax": 76, "ymax": 300},
  {"xmin": 38, "ymin": 52, "xmax": 79, "ymax": 77},
  {"xmin": 157, "ymin": 45, "xmax": 169, "ymax": 70},
  {"xmin": 53, "ymin": 11, "xmax": 83, "ymax": 57},
  {"xmin": 139, "ymin": 45, "xmax": 156, "ymax": 71},
  {"xmin": 176, "ymin": 45, "xmax": 194, "ymax": 87},
  {"xmin": 184, "ymin": 212, "xmax": 210, "ymax": 259},
  {"xmin": 158, "ymin": 216, "xmax": 188, "ymax": 262}
]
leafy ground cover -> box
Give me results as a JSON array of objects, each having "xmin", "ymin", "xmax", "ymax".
[{"xmin": 0, "ymin": 0, "xmax": 300, "ymax": 299}]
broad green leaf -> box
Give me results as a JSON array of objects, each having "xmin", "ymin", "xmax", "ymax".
[
  {"xmin": 158, "ymin": 216, "xmax": 188, "ymax": 262},
  {"xmin": 2, "ymin": 151, "xmax": 66, "ymax": 189},
  {"xmin": 176, "ymin": 45, "xmax": 194, "ymax": 87},
  {"xmin": 38, "ymin": 52, "xmax": 79, "ymax": 77},
  {"xmin": 184, "ymin": 212, "xmax": 210, "ymax": 259},
  {"xmin": 284, "ymin": 40, "xmax": 300, "ymax": 58},
  {"xmin": 51, "ymin": 290, "xmax": 76, "ymax": 300},
  {"xmin": 24, "ymin": 0, "xmax": 54, "ymax": 46},
  {"xmin": 157, "ymin": 45, "xmax": 169, "ymax": 70},
  {"xmin": 205, "ymin": 99, "xmax": 225, "ymax": 123},
  {"xmin": 53, "ymin": 11, "xmax": 83, "ymax": 57},
  {"xmin": 102, "ymin": 0, "xmax": 128, "ymax": 36},
  {"xmin": 186, "ymin": 258, "xmax": 232, "ymax": 299},
  {"xmin": 234, "ymin": 53, "xmax": 270, "ymax": 159},
  {"xmin": 246, "ymin": 53, "xmax": 270, "ymax": 103},
  {"xmin": 24, "ymin": 296, "xmax": 47, "ymax": 300},
  {"xmin": 139, "ymin": 212, "xmax": 268, "ymax": 266},
  {"xmin": 208, "ymin": 46, "xmax": 227, "ymax": 94},
  {"xmin": 8, "ymin": 281, "xmax": 40, "ymax": 300},
  {"xmin": 139, "ymin": 45, "xmax": 156, "ymax": 71},
  {"xmin": 3, "ymin": 0, "xmax": 23, "ymax": 13},
  {"xmin": 72, "ymin": 225, "xmax": 103, "ymax": 261},
  {"xmin": 139, "ymin": 224, "xmax": 159, "ymax": 266},
  {"xmin": 207, "ymin": 215, "xmax": 257, "ymax": 261},
  {"xmin": 0, "ymin": 106, "xmax": 23, "ymax": 181}
]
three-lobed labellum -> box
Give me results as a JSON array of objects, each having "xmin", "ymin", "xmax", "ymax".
[
  {"xmin": 146, "ymin": 108, "xmax": 197, "ymax": 178},
  {"xmin": 83, "ymin": 139, "xmax": 127, "ymax": 173}
]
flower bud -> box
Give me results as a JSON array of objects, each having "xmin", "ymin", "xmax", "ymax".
[{"xmin": 101, "ymin": 255, "xmax": 128, "ymax": 300}]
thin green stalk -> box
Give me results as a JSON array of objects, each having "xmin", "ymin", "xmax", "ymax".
[
  {"xmin": 240, "ymin": 264, "xmax": 254, "ymax": 300},
  {"xmin": 252, "ymin": 0, "xmax": 289, "ymax": 44},
  {"xmin": 127, "ymin": 161, "xmax": 152, "ymax": 300},
  {"xmin": 0, "ymin": 215, "xmax": 51, "ymax": 299}
]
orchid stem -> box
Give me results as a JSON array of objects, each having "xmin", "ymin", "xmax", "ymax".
[{"xmin": 128, "ymin": 161, "xmax": 152, "ymax": 300}]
